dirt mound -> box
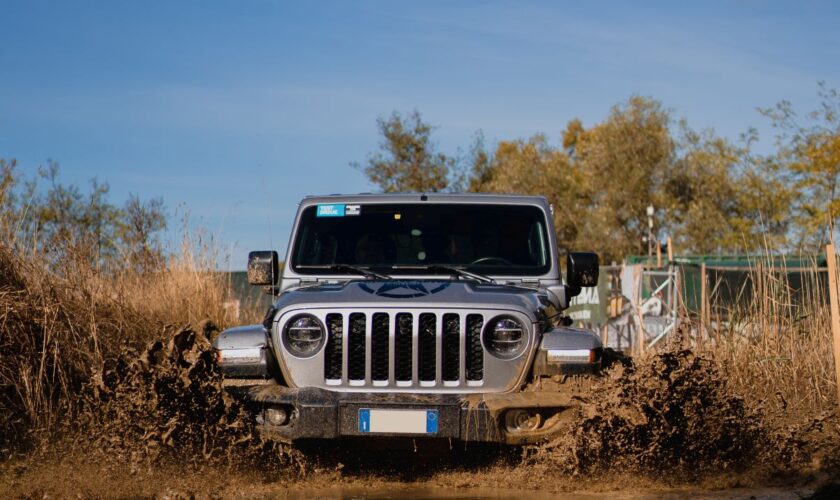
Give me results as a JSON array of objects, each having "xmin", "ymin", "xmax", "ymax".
[
  {"xmin": 525, "ymin": 349, "xmax": 765, "ymax": 478},
  {"xmin": 76, "ymin": 322, "xmax": 302, "ymax": 470}
]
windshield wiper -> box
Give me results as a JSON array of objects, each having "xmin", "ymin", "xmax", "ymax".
[
  {"xmin": 391, "ymin": 265, "xmax": 495, "ymax": 284},
  {"xmin": 297, "ymin": 264, "xmax": 391, "ymax": 280}
]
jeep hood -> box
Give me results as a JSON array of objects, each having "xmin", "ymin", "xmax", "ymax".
[{"xmin": 271, "ymin": 280, "xmax": 545, "ymax": 317}]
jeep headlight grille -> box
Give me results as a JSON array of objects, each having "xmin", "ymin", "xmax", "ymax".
[{"xmin": 283, "ymin": 314, "xmax": 325, "ymax": 357}]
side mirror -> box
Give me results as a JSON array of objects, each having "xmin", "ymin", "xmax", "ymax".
[
  {"xmin": 567, "ymin": 252, "xmax": 599, "ymax": 288},
  {"xmin": 247, "ymin": 251, "xmax": 279, "ymax": 286}
]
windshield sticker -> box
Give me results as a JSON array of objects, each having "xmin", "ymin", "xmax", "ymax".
[
  {"xmin": 316, "ymin": 204, "xmax": 345, "ymax": 217},
  {"xmin": 346, "ymin": 204, "xmax": 361, "ymax": 216}
]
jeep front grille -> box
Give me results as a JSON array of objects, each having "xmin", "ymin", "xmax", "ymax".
[
  {"xmin": 321, "ymin": 311, "xmax": 485, "ymax": 387},
  {"xmin": 276, "ymin": 307, "xmax": 533, "ymax": 393}
]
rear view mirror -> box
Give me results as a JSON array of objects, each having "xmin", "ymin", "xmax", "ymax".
[
  {"xmin": 567, "ymin": 252, "xmax": 599, "ymax": 288},
  {"xmin": 247, "ymin": 251, "xmax": 279, "ymax": 286}
]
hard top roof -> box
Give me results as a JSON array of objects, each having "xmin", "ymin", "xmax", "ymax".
[{"xmin": 301, "ymin": 192, "xmax": 549, "ymax": 206}]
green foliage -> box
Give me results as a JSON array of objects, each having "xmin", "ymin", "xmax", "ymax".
[
  {"xmin": 0, "ymin": 160, "xmax": 166, "ymax": 271},
  {"xmin": 572, "ymin": 97, "xmax": 675, "ymax": 259},
  {"xmin": 465, "ymin": 131, "xmax": 493, "ymax": 193},
  {"xmin": 760, "ymin": 82, "xmax": 840, "ymax": 250},
  {"xmin": 666, "ymin": 123, "xmax": 791, "ymax": 254},
  {"xmin": 469, "ymin": 134, "xmax": 588, "ymax": 254},
  {"xmin": 353, "ymin": 110, "xmax": 456, "ymax": 193}
]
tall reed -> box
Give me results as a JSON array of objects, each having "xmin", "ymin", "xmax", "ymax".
[{"xmin": 701, "ymin": 255, "xmax": 836, "ymax": 417}]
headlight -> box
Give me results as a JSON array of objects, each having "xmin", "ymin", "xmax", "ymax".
[
  {"xmin": 283, "ymin": 314, "xmax": 325, "ymax": 357},
  {"xmin": 484, "ymin": 316, "xmax": 527, "ymax": 359}
]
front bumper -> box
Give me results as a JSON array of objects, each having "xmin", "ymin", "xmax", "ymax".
[{"xmin": 225, "ymin": 383, "xmax": 580, "ymax": 445}]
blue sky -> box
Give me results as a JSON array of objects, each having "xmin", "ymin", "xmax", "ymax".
[{"xmin": 2, "ymin": 1, "xmax": 839, "ymax": 268}]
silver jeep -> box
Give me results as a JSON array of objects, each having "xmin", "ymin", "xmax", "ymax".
[{"xmin": 215, "ymin": 193, "xmax": 601, "ymax": 445}]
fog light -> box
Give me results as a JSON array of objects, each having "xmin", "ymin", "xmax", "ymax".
[
  {"xmin": 265, "ymin": 407, "xmax": 289, "ymax": 426},
  {"xmin": 505, "ymin": 409, "xmax": 543, "ymax": 432}
]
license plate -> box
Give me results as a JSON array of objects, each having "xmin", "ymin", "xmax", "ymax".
[{"xmin": 358, "ymin": 408, "xmax": 438, "ymax": 434}]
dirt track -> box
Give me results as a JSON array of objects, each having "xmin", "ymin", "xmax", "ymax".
[
  {"xmin": 0, "ymin": 456, "xmax": 834, "ymax": 498},
  {"xmin": 2, "ymin": 325, "xmax": 839, "ymax": 498}
]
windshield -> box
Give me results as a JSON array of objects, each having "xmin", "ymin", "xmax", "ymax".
[{"xmin": 291, "ymin": 203, "xmax": 551, "ymax": 276}]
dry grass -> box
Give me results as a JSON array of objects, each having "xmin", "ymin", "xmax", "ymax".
[
  {"xmin": 0, "ymin": 227, "xmax": 234, "ymax": 454},
  {"xmin": 700, "ymin": 255, "xmax": 838, "ymax": 418},
  {"xmin": 115, "ymin": 231, "xmax": 236, "ymax": 329}
]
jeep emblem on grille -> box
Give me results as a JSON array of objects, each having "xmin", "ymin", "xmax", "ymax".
[{"xmin": 358, "ymin": 281, "xmax": 450, "ymax": 299}]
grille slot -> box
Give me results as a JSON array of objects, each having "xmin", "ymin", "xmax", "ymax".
[
  {"xmin": 466, "ymin": 314, "xmax": 484, "ymax": 381},
  {"xmin": 324, "ymin": 313, "xmax": 343, "ymax": 380},
  {"xmin": 320, "ymin": 311, "xmax": 491, "ymax": 388},
  {"xmin": 348, "ymin": 313, "xmax": 366, "ymax": 380},
  {"xmin": 395, "ymin": 313, "xmax": 413, "ymax": 382},
  {"xmin": 442, "ymin": 313, "xmax": 460, "ymax": 381},
  {"xmin": 371, "ymin": 313, "xmax": 389, "ymax": 381},
  {"xmin": 418, "ymin": 313, "xmax": 437, "ymax": 382}
]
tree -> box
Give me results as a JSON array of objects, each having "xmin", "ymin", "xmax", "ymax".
[
  {"xmin": 354, "ymin": 110, "xmax": 456, "ymax": 193},
  {"xmin": 470, "ymin": 134, "xmax": 588, "ymax": 253},
  {"xmin": 465, "ymin": 132, "xmax": 493, "ymax": 193},
  {"xmin": 665, "ymin": 124, "xmax": 740, "ymax": 253},
  {"xmin": 666, "ymin": 123, "xmax": 792, "ymax": 253},
  {"xmin": 572, "ymin": 96, "xmax": 675, "ymax": 260},
  {"xmin": 561, "ymin": 118, "xmax": 585, "ymax": 158},
  {"xmin": 0, "ymin": 161, "xmax": 167, "ymax": 272},
  {"xmin": 118, "ymin": 194, "xmax": 167, "ymax": 270},
  {"xmin": 760, "ymin": 82, "xmax": 840, "ymax": 249},
  {"xmin": 18, "ymin": 162, "xmax": 121, "ymax": 263},
  {"xmin": 733, "ymin": 155, "xmax": 793, "ymax": 250},
  {"xmin": 361, "ymin": 93, "xmax": 803, "ymax": 261}
]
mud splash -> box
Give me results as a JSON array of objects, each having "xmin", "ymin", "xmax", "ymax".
[
  {"xmin": 5, "ymin": 327, "xmax": 835, "ymax": 498},
  {"xmin": 523, "ymin": 349, "xmax": 765, "ymax": 477},
  {"xmin": 74, "ymin": 330, "xmax": 837, "ymax": 480},
  {"xmin": 75, "ymin": 322, "xmax": 301, "ymax": 470}
]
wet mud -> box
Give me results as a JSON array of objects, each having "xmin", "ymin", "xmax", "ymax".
[
  {"xmin": 2, "ymin": 327, "xmax": 839, "ymax": 498},
  {"xmin": 524, "ymin": 349, "xmax": 764, "ymax": 476},
  {"xmin": 73, "ymin": 322, "xmax": 302, "ymax": 470}
]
